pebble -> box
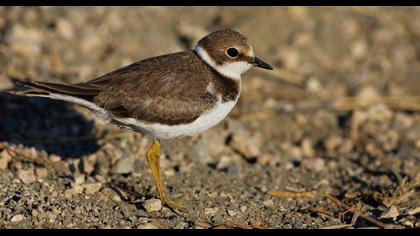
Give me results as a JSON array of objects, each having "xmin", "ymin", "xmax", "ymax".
[
  {"xmin": 204, "ymin": 207, "xmax": 219, "ymax": 216},
  {"xmin": 227, "ymin": 209, "xmax": 237, "ymax": 216},
  {"xmin": 17, "ymin": 169, "xmax": 36, "ymax": 184},
  {"xmin": 11, "ymin": 214, "xmax": 25, "ymax": 222},
  {"xmin": 324, "ymin": 134, "xmax": 343, "ymax": 153},
  {"xmin": 35, "ymin": 168, "xmax": 48, "ymax": 179},
  {"xmin": 263, "ymin": 199, "xmax": 274, "ymax": 208},
  {"xmin": 143, "ymin": 199, "xmax": 162, "ymax": 213},
  {"xmin": 239, "ymin": 205, "xmax": 248, "ymax": 213},
  {"xmin": 301, "ymin": 138, "xmax": 314, "ymax": 157},
  {"xmin": 7, "ymin": 24, "xmax": 43, "ymax": 57},
  {"xmin": 0, "ymin": 150, "xmax": 12, "ymax": 170},
  {"xmin": 302, "ymin": 158, "xmax": 326, "ymax": 172},
  {"xmin": 228, "ymin": 120, "xmax": 262, "ymax": 159},
  {"xmin": 83, "ymin": 183, "xmax": 102, "ymax": 194},
  {"xmin": 216, "ymin": 155, "xmax": 231, "ymax": 170},
  {"xmin": 201, "ymin": 126, "xmax": 228, "ymax": 157},
  {"xmin": 111, "ymin": 158, "xmax": 134, "ymax": 174},
  {"xmin": 187, "ymin": 139, "xmax": 212, "ymax": 164}
]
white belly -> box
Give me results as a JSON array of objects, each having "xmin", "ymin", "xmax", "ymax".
[
  {"xmin": 113, "ymin": 99, "xmax": 237, "ymax": 139},
  {"xmin": 32, "ymin": 93, "xmax": 238, "ymax": 140}
]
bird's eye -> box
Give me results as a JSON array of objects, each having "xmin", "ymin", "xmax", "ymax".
[{"xmin": 226, "ymin": 48, "xmax": 239, "ymax": 58}]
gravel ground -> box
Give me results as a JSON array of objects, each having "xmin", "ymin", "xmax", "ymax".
[{"xmin": 0, "ymin": 6, "xmax": 419, "ymax": 229}]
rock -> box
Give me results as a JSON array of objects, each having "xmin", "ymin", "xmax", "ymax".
[
  {"xmin": 204, "ymin": 207, "xmax": 219, "ymax": 216},
  {"xmin": 305, "ymin": 77, "xmax": 323, "ymax": 94},
  {"xmin": 216, "ymin": 155, "xmax": 232, "ymax": 170},
  {"xmin": 302, "ymin": 158, "xmax": 326, "ymax": 172},
  {"xmin": 11, "ymin": 214, "xmax": 25, "ymax": 223},
  {"xmin": 263, "ymin": 199, "xmax": 274, "ymax": 208},
  {"xmin": 111, "ymin": 158, "xmax": 134, "ymax": 174},
  {"xmin": 137, "ymin": 223, "xmax": 160, "ymax": 229},
  {"xmin": 0, "ymin": 150, "xmax": 12, "ymax": 170},
  {"xmin": 201, "ymin": 126, "xmax": 228, "ymax": 157},
  {"xmin": 228, "ymin": 120, "xmax": 262, "ymax": 159},
  {"xmin": 17, "ymin": 169, "xmax": 36, "ymax": 184},
  {"xmin": 227, "ymin": 209, "xmax": 237, "ymax": 216},
  {"xmin": 98, "ymin": 187, "xmax": 121, "ymax": 202},
  {"xmin": 239, "ymin": 205, "xmax": 248, "ymax": 213},
  {"xmin": 74, "ymin": 174, "xmax": 85, "ymax": 184},
  {"xmin": 187, "ymin": 139, "xmax": 213, "ymax": 164},
  {"xmin": 351, "ymin": 39, "xmax": 367, "ymax": 59},
  {"xmin": 56, "ymin": 18, "xmax": 75, "ymax": 39},
  {"xmin": 143, "ymin": 199, "xmax": 162, "ymax": 213},
  {"xmin": 324, "ymin": 134, "xmax": 343, "ymax": 153},
  {"xmin": 83, "ymin": 183, "xmax": 102, "ymax": 194},
  {"xmin": 7, "ymin": 24, "xmax": 43, "ymax": 57},
  {"xmin": 301, "ymin": 138, "xmax": 315, "ymax": 158},
  {"xmin": 35, "ymin": 168, "xmax": 48, "ymax": 179},
  {"xmin": 257, "ymin": 153, "xmax": 272, "ymax": 166},
  {"xmin": 49, "ymin": 154, "xmax": 61, "ymax": 162}
]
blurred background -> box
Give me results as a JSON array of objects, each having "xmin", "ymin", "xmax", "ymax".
[{"xmin": 0, "ymin": 6, "xmax": 419, "ymax": 229}]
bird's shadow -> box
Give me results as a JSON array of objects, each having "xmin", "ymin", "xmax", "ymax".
[{"xmin": 0, "ymin": 90, "xmax": 100, "ymax": 159}]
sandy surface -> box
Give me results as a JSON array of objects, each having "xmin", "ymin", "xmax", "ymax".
[{"xmin": 0, "ymin": 6, "xmax": 419, "ymax": 228}]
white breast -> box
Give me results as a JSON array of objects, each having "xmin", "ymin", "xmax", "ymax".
[{"xmin": 114, "ymin": 97, "xmax": 238, "ymax": 139}]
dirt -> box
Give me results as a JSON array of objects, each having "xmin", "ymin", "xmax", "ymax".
[{"xmin": 0, "ymin": 6, "xmax": 419, "ymax": 229}]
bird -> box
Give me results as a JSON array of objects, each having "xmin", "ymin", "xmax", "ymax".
[{"xmin": 9, "ymin": 29, "xmax": 273, "ymax": 211}]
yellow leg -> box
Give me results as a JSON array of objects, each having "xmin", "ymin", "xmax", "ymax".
[{"xmin": 146, "ymin": 139, "xmax": 185, "ymax": 211}]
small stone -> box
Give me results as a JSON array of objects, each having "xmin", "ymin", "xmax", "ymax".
[
  {"xmin": 18, "ymin": 169, "xmax": 36, "ymax": 184},
  {"xmin": 301, "ymin": 138, "xmax": 314, "ymax": 158},
  {"xmin": 305, "ymin": 77, "xmax": 323, "ymax": 93},
  {"xmin": 74, "ymin": 174, "xmax": 85, "ymax": 184},
  {"xmin": 35, "ymin": 168, "xmax": 48, "ymax": 179},
  {"xmin": 228, "ymin": 120, "xmax": 262, "ymax": 159},
  {"xmin": 227, "ymin": 209, "xmax": 237, "ymax": 216},
  {"xmin": 302, "ymin": 158, "xmax": 326, "ymax": 172},
  {"xmin": 11, "ymin": 214, "xmax": 25, "ymax": 222},
  {"xmin": 324, "ymin": 134, "xmax": 343, "ymax": 153},
  {"xmin": 7, "ymin": 24, "xmax": 43, "ymax": 57},
  {"xmin": 0, "ymin": 150, "xmax": 12, "ymax": 170},
  {"xmin": 56, "ymin": 18, "xmax": 75, "ymax": 39},
  {"xmin": 204, "ymin": 207, "xmax": 219, "ymax": 216},
  {"xmin": 137, "ymin": 223, "xmax": 160, "ymax": 229},
  {"xmin": 239, "ymin": 205, "xmax": 248, "ymax": 213},
  {"xmin": 187, "ymin": 139, "xmax": 213, "ymax": 164},
  {"xmin": 64, "ymin": 189, "xmax": 73, "ymax": 199},
  {"xmin": 143, "ymin": 199, "xmax": 162, "ymax": 213},
  {"xmin": 263, "ymin": 199, "xmax": 274, "ymax": 208},
  {"xmin": 83, "ymin": 183, "xmax": 102, "ymax": 194},
  {"xmin": 98, "ymin": 187, "xmax": 121, "ymax": 202},
  {"xmin": 111, "ymin": 158, "xmax": 134, "ymax": 174},
  {"xmin": 216, "ymin": 155, "xmax": 231, "ymax": 170},
  {"xmin": 257, "ymin": 153, "xmax": 272, "ymax": 166},
  {"xmin": 49, "ymin": 154, "xmax": 61, "ymax": 162}
]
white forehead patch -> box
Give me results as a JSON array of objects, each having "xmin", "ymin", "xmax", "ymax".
[{"xmin": 195, "ymin": 46, "xmax": 252, "ymax": 80}]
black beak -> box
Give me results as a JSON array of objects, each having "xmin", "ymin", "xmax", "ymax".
[{"xmin": 252, "ymin": 57, "xmax": 273, "ymax": 70}]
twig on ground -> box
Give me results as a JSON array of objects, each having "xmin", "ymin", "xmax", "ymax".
[
  {"xmin": 267, "ymin": 190, "xmax": 319, "ymax": 198},
  {"xmin": 323, "ymin": 193, "xmax": 390, "ymax": 229}
]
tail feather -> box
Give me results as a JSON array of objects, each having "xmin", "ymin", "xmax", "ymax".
[{"xmin": 9, "ymin": 79, "xmax": 101, "ymax": 102}]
